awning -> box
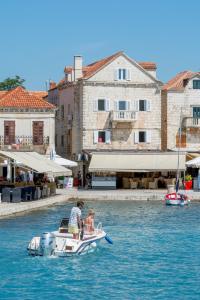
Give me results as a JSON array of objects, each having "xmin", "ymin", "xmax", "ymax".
[
  {"xmin": 186, "ymin": 153, "xmax": 200, "ymax": 161},
  {"xmin": 0, "ymin": 151, "xmax": 72, "ymax": 176},
  {"xmin": 89, "ymin": 152, "xmax": 186, "ymax": 172},
  {"xmin": 45, "ymin": 154, "xmax": 77, "ymax": 167},
  {"xmin": 186, "ymin": 157, "xmax": 200, "ymax": 168}
]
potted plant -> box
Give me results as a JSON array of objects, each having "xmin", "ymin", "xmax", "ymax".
[{"xmin": 184, "ymin": 174, "xmax": 193, "ymax": 190}]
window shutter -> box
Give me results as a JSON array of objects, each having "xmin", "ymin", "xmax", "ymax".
[
  {"xmin": 114, "ymin": 100, "xmax": 118, "ymax": 111},
  {"xmin": 135, "ymin": 100, "xmax": 139, "ymax": 111},
  {"xmin": 93, "ymin": 99, "xmax": 98, "ymax": 112},
  {"xmin": 146, "ymin": 130, "xmax": 151, "ymax": 143},
  {"xmin": 114, "ymin": 69, "xmax": 119, "ymax": 81},
  {"xmin": 126, "ymin": 69, "xmax": 131, "ymax": 80},
  {"xmin": 106, "ymin": 99, "xmax": 110, "ymax": 111},
  {"xmin": 147, "ymin": 100, "xmax": 151, "ymax": 111},
  {"xmin": 93, "ymin": 131, "xmax": 98, "ymax": 144},
  {"xmin": 134, "ymin": 131, "xmax": 139, "ymax": 144},
  {"xmin": 126, "ymin": 101, "xmax": 130, "ymax": 110},
  {"xmin": 105, "ymin": 131, "xmax": 111, "ymax": 144}
]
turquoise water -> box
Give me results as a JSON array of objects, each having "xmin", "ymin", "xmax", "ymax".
[{"xmin": 0, "ymin": 201, "xmax": 200, "ymax": 300}]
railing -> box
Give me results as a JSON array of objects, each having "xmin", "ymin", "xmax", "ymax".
[
  {"xmin": 110, "ymin": 110, "xmax": 137, "ymax": 122},
  {"xmin": 183, "ymin": 117, "xmax": 200, "ymax": 128},
  {"xmin": 0, "ymin": 136, "xmax": 49, "ymax": 152}
]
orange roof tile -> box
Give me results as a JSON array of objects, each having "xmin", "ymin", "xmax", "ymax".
[
  {"xmin": 0, "ymin": 91, "xmax": 8, "ymax": 98},
  {"xmin": 82, "ymin": 51, "xmax": 123, "ymax": 79},
  {"xmin": 138, "ymin": 62, "xmax": 157, "ymax": 70},
  {"xmin": 60, "ymin": 51, "xmax": 157, "ymax": 85},
  {"xmin": 0, "ymin": 86, "xmax": 55, "ymax": 109},
  {"xmin": 163, "ymin": 71, "xmax": 197, "ymax": 91},
  {"xmin": 29, "ymin": 91, "xmax": 48, "ymax": 98}
]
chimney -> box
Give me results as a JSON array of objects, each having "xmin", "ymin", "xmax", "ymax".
[
  {"xmin": 74, "ymin": 55, "xmax": 83, "ymax": 81},
  {"xmin": 49, "ymin": 81, "xmax": 56, "ymax": 89}
]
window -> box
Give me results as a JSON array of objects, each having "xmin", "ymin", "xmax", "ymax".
[
  {"xmin": 98, "ymin": 131, "xmax": 106, "ymax": 143},
  {"xmin": 134, "ymin": 130, "xmax": 151, "ymax": 144},
  {"xmin": 138, "ymin": 100, "xmax": 150, "ymax": 111},
  {"xmin": 118, "ymin": 100, "xmax": 127, "ymax": 110},
  {"xmin": 193, "ymin": 80, "xmax": 200, "ymax": 89},
  {"xmin": 55, "ymin": 134, "xmax": 57, "ymax": 147},
  {"xmin": 32, "ymin": 121, "xmax": 44, "ymax": 145},
  {"xmin": 139, "ymin": 100, "xmax": 146, "ymax": 111},
  {"xmin": 118, "ymin": 69, "xmax": 126, "ymax": 80},
  {"xmin": 61, "ymin": 105, "xmax": 64, "ymax": 119},
  {"xmin": 139, "ymin": 131, "xmax": 146, "ymax": 143},
  {"xmin": 4, "ymin": 121, "xmax": 15, "ymax": 145},
  {"xmin": 98, "ymin": 99, "xmax": 105, "ymax": 111},
  {"xmin": 193, "ymin": 107, "xmax": 200, "ymax": 118},
  {"xmin": 115, "ymin": 68, "xmax": 130, "ymax": 80},
  {"xmin": 61, "ymin": 135, "xmax": 64, "ymax": 147},
  {"xmin": 67, "ymin": 104, "xmax": 71, "ymax": 114},
  {"xmin": 93, "ymin": 130, "xmax": 111, "ymax": 144}
]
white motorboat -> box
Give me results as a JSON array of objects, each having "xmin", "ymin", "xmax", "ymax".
[{"xmin": 27, "ymin": 218, "xmax": 112, "ymax": 257}]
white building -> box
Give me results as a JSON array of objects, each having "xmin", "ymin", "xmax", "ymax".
[
  {"xmin": 0, "ymin": 86, "xmax": 56, "ymax": 154},
  {"xmin": 48, "ymin": 51, "xmax": 165, "ymax": 187},
  {"xmin": 161, "ymin": 71, "xmax": 200, "ymax": 152}
]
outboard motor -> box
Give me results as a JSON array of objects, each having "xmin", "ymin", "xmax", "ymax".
[{"xmin": 40, "ymin": 232, "xmax": 55, "ymax": 256}]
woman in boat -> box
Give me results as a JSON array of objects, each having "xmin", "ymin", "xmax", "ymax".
[{"xmin": 84, "ymin": 209, "xmax": 95, "ymax": 234}]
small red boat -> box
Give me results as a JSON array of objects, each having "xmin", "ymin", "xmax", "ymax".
[{"xmin": 164, "ymin": 192, "xmax": 190, "ymax": 206}]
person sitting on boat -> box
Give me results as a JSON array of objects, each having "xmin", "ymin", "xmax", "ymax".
[
  {"xmin": 68, "ymin": 201, "xmax": 84, "ymax": 239},
  {"xmin": 84, "ymin": 209, "xmax": 95, "ymax": 235}
]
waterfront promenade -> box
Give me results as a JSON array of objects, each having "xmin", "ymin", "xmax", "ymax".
[{"xmin": 0, "ymin": 188, "xmax": 200, "ymax": 219}]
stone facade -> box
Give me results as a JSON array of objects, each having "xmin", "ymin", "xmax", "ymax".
[
  {"xmin": 162, "ymin": 74, "xmax": 200, "ymax": 151},
  {"xmin": 48, "ymin": 52, "xmax": 163, "ymax": 160}
]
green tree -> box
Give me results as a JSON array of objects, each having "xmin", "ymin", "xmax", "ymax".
[{"xmin": 0, "ymin": 75, "xmax": 25, "ymax": 91}]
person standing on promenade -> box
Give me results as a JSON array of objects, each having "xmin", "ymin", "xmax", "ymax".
[
  {"xmin": 77, "ymin": 171, "xmax": 82, "ymax": 189},
  {"xmin": 68, "ymin": 201, "xmax": 84, "ymax": 239}
]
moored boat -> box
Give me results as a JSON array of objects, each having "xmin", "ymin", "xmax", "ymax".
[{"xmin": 164, "ymin": 192, "xmax": 190, "ymax": 206}]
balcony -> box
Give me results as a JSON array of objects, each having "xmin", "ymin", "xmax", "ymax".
[
  {"xmin": 0, "ymin": 136, "xmax": 49, "ymax": 154},
  {"xmin": 182, "ymin": 117, "xmax": 200, "ymax": 128},
  {"xmin": 110, "ymin": 110, "xmax": 137, "ymax": 127}
]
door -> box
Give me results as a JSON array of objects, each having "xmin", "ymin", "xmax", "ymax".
[
  {"xmin": 32, "ymin": 121, "xmax": 44, "ymax": 145},
  {"xmin": 4, "ymin": 121, "xmax": 15, "ymax": 145}
]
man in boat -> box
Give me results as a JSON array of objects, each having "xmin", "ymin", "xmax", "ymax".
[{"xmin": 68, "ymin": 201, "xmax": 84, "ymax": 239}]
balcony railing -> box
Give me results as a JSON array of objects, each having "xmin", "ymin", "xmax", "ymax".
[
  {"xmin": 0, "ymin": 136, "xmax": 49, "ymax": 153},
  {"xmin": 110, "ymin": 110, "xmax": 137, "ymax": 127},
  {"xmin": 182, "ymin": 117, "xmax": 200, "ymax": 128}
]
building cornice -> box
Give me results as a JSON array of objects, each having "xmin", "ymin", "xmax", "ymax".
[
  {"xmin": 82, "ymin": 81, "xmax": 162, "ymax": 89},
  {"xmin": 0, "ymin": 108, "xmax": 55, "ymax": 113}
]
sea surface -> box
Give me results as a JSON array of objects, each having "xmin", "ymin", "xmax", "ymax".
[{"xmin": 0, "ymin": 200, "xmax": 200, "ymax": 300}]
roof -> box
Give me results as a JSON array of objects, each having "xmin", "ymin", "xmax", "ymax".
[
  {"xmin": 63, "ymin": 51, "xmax": 157, "ymax": 81},
  {"xmin": 0, "ymin": 91, "xmax": 7, "ymax": 97},
  {"xmin": 0, "ymin": 86, "xmax": 55, "ymax": 109},
  {"xmin": 29, "ymin": 91, "xmax": 48, "ymax": 98},
  {"xmin": 163, "ymin": 71, "xmax": 200, "ymax": 91}
]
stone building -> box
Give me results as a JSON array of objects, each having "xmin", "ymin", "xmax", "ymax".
[
  {"xmin": 0, "ymin": 86, "xmax": 55, "ymax": 154},
  {"xmin": 161, "ymin": 71, "xmax": 200, "ymax": 152},
  {"xmin": 48, "ymin": 51, "xmax": 166, "ymax": 187},
  {"xmin": 48, "ymin": 51, "xmax": 162, "ymax": 155}
]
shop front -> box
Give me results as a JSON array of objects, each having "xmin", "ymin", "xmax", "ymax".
[
  {"xmin": 0, "ymin": 150, "xmax": 72, "ymax": 202},
  {"xmin": 89, "ymin": 152, "xmax": 186, "ymax": 190}
]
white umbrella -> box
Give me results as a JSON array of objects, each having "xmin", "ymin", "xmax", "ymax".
[{"xmin": 186, "ymin": 157, "xmax": 200, "ymax": 168}]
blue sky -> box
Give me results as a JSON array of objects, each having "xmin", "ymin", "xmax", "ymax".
[{"xmin": 0, "ymin": 0, "xmax": 200, "ymax": 90}]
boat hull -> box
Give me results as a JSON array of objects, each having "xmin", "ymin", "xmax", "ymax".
[
  {"xmin": 27, "ymin": 230, "xmax": 106, "ymax": 257},
  {"xmin": 164, "ymin": 192, "xmax": 190, "ymax": 206}
]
